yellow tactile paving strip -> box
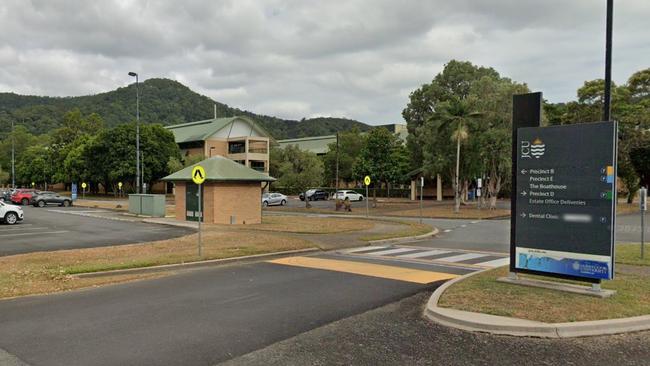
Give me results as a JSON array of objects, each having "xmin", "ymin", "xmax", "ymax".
[{"xmin": 268, "ymin": 256, "xmax": 459, "ymax": 284}]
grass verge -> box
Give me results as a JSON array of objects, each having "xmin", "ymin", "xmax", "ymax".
[
  {"xmin": 241, "ymin": 215, "xmax": 374, "ymax": 234},
  {"xmin": 0, "ymin": 228, "xmax": 313, "ymax": 300},
  {"xmin": 438, "ymin": 243, "xmax": 650, "ymax": 323}
]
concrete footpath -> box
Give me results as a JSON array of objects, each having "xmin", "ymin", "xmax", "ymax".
[{"xmin": 425, "ymin": 270, "xmax": 650, "ymax": 338}]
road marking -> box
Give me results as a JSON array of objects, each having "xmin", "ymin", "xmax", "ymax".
[
  {"xmin": 460, "ymin": 224, "xmax": 467, "ymax": 228},
  {"xmin": 268, "ymin": 256, "xmax": 458, "ymax": 284},
  {"xmin": 475, "ymin": 257, "xmax": 510, "ymax": 268},
  {"xmin": 397, "ymin": 249, "xmax": 451, "ymax": 259},
  {"xmin": 443, "ymin": 229, "xmax": 452, "ymax": 233},
  {"xmin": 345, "ymin": 246, "xmax": 387, "ymax": 253},
  {"xmin": 47, "ymin": 209, "xmax": 107, "ymax": 214},
  {"xmin": 366, "ymin": 247, "xmax": 417, "ymax": 256},
  {"xmin": 438, "ymin": 253, "xmax": 489, "ymax": 263},
  {"xmin": 0, "ymin": 230, "xmax": 69, "ymax": 237},
  {"xmin": 471, "ymin": 220, "xmax": 480, "ymax": 224}
]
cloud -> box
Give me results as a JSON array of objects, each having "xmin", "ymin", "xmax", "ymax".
[{"xmin": 0, "ymin": 0, "xmax": 649, "ymax": 124}]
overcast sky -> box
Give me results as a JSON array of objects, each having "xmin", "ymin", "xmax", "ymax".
[{"xmin": 0, "ymin": 1, "xmax": 648, "ymax": 125}]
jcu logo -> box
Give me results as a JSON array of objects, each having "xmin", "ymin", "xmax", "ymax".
[{"xmin": 521, "ymin": 138, "xmax": 545, "ymax": 159}]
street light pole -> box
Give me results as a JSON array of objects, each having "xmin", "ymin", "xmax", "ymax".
[
  {"xmin": 11, "ymin": 119, "xmax": 15, "ymax": 188},
  {"xmin": 603, "ymin": 0, "xmax": 614, "ymax": 121},
  {"xmin": 128, "ymin": 72, "xmax": 140, "ymax": 193}
]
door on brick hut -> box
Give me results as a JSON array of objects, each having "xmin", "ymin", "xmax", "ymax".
[{"xmin": 185, "ymin": 183, "xmax": 203, "ymax": 222}]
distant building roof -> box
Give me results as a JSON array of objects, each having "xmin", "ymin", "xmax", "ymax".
[
  {"xmin": 162, "ymin": 155, "xmax": 276, "ymax": 182},
  {"xmin": 166, "ymin": 116, "xmax": 272, "ymax": 144},
  {"xmin": 276, "ymin": 123, "xmax": 408, "ymax": 155},
  {"xmin": 276, "ymin": 135, "xmax": 337, "ymax": 155}
]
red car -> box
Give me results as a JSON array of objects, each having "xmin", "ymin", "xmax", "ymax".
[{"xmin": 11, "ymin": 189, "xmax": 36, "ymax": 205}]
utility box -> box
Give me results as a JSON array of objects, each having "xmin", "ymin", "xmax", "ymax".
[{"xmin": 129, "ymin": 194, "xmax": 166, "ymax": 217}]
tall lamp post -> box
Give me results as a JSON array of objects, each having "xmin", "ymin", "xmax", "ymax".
[
  {"xmin": 11, "ymin": 119, "xmax": 15, "ymax": 188},
  {"xmin": 128, "ymin": 72, "xmax": 141, "ymax": 193}
]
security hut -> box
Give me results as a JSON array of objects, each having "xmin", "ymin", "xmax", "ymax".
[{"xmin": 162, "ymin": 156, "xmax": 275, "ymax": 225}]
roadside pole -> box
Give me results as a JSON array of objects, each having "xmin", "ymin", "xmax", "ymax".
[
  {"xmin": 82, "ymin": 182, "xmax": 87, "ymax": 200},
  {"xmin": 477, "ymin": 178, "xmax": 482, "ymax": 210},
  {"xmin": 364, "ymin": 175, "xmax": 371, "ymax": 218},
  {"xmin": 641, "ymin": 187, "xmax": 647, "ymax": 259},
  {"xmin": 192, "ymin": 165, "xmax": 206, "ymax": 258},
  {"xmin": 419, "ymin": 176, "xmax": 424, "ymax": 224}
]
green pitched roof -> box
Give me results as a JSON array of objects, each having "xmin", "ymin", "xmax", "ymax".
[
  {"xmin": 162, "ymin": 156, "xmax": 276, "ymax": 182},
  {"xmin": 166, "ymin": 116, "xmax": 271, "ymax": 144},
  {"xmin": 277, "ymin": 135, "xmax": 337, "ymax": 155}
]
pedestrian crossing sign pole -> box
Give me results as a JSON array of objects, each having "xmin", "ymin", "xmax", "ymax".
[
  {"xmin": 192, "ymin": 165, "xmax": 206, "ymax": 257},
  {"xmin": 364, "ymin": 175, "xmax": 371, "ymax": 217}
]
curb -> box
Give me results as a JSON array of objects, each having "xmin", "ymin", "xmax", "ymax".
[
  {"xmin": 368, "ymin": 227, "xmax": 439, "ymax": 245},
  {"xmin": 424, "ymin": 269, "xmax": 650, "ymax": 338},
  {"xmin": 142, "ymin": 217, "xmax": 198, "ymax": 229},
  {"xmin": 74, "ymin": 247, "xmax": 320, "ymax": 279}
]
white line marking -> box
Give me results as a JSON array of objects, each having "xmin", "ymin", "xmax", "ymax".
[
  {"xmin": 366, "ymin": 248, "xmax": 418, "ymax": 256},
  {"xmin": 443, "ymin": 229, "xmax": 452, "ymax": 233},
  {"xmin": 476, "ymin": 257, "xmax": 510, "ymax": 268},
  {"xmin": 345, "ymin": 246, "xmax": 387, "ymax": 253},
  {"xmin": 460, "ymin": 225, "xmax": 467, "ymax": 228},
  {"xmin": 0, "ymin": 230, "xmax": 69, "ymax": 237},
  {"xmin": 471, "ymin": 221, "xmax": 480, "ymax": 224},
  {"xmin": 438, "ymin": 253, "xmax": 489, "ymax": 263},
  {"xmin": 397, "ymin": 249, "xmax": 451, "ymax": 259},
  {"xmin": 0, "ymin": 227, "xmax": 51, "ymax": 232}
]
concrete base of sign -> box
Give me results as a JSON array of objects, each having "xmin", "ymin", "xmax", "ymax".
[{"xmin": 496, "ymin": 276, "xmax": 616, "ymax": 298}]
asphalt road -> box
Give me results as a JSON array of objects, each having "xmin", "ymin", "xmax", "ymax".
[
  {"xmin": 0, "ymin": 257, "xmax": 463, "ymax": 366},
  {"xmin": 225, "ymin": 291, "xmax": 650, "ymax": 366},
  {"xmin": 0, "ymin": 206, "xmax": 194, "ymax": 256}
]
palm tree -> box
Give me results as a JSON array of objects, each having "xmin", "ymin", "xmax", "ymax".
[{"xmin": 432, "ymin": 98, "xmax": 481, "ymax": 213}]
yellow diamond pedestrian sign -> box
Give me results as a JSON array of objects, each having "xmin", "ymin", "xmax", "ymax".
[
  {"xmin": 364, "ymin": 176, "xmax": 371, "ymax": 186},
  {"xmin": 192, "ymin": 165, "xmax": 206, "ymax": 185}
]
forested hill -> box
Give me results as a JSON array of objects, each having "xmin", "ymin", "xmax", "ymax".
[{"xmin": 0, "ymin": 78, "xmax": 371, "ymax": 139}]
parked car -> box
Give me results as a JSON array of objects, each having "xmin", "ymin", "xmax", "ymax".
[
  {"xmin": 261, "ymin": 192, "xmax": 288, "ymax": 207},
  {"xmin": 334, "ymin": 190, "xmax": 364, "ymax": 201},
  {"xmin": 1, "ymin": 188, "xmax": 18, "ymax": 203},
  {"xmin": 32, "ymin": 191, "xmax": 73, "ymax": 207},
  {"xmin": 299, "ymin": 189, "xmax": 329, "ymax": 201},
  {"xmin": 0, "ymin": 201, "xmax": 24, "ymax": 225},
  {"xmin": 11, "ymin": 189, "xmax": 36, "ymax": 205}
]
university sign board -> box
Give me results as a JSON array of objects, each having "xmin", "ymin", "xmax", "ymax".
[{"xmin": 513, "ymin": 121, "xmax": 617, "ymax": 281}]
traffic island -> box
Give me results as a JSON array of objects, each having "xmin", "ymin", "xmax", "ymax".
[{"xmin": 425, "ymin": 243, "xmax": 650, "ymax": 338}]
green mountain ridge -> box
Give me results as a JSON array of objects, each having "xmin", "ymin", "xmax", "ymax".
[{"xmin": 0, "ymin": 78, "xmax": 372, "ymax": 139}]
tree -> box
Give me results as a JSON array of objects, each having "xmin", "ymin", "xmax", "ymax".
[
  {"xmin": 430, "ymin": 97, "xmax": 481, "ymax": 212},
  {"xmin": 631, "ymin": 139, "xmax": 650, "ymax": 189},
  {"xmin": 322, "ymin": 129, "xmax": 364, "ymax": 186},
  {"xmin": 0, "ymin": 165, "xmax": 9, "ymax": 186},
  {"xmin": 15, "ymin": 145, "xmax": 53, "ymax": 187},
  {"xmin": 353, "ymin": 127, "xmax": 399, "ymax": 206},
  {"xmin": 272, "ymin": 145, "xmax": 324, "ymax": 208}
]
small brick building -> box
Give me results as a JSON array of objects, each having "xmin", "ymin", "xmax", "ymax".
[{"xmin": 162, "ymin": 156, "xmax": 275, "ymax": 225}]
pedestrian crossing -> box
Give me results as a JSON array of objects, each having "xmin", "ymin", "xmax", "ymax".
[
  {"xmin": 340, "ymin": 245, "xmax": 509, "ymax": 269},
  {"xmin": 267, "ymin": 245, "xmax": 509, "ymax": 285}
]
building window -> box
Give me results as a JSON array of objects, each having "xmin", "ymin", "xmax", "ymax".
[
  {"xmin": 250, "ymin": 161, "xmax": 266, "ymax": 172},
  {"xmin": 248, "ymin": 140, "xmax": 268, "ymax": 154},
  {"xmin": 228, "ymin": 141, "xmax": 245, "ymax": 154}
]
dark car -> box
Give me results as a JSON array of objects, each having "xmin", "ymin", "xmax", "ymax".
[
  {"xmin": 32, "ymin": 191, "xmax": 73, "ymax": 207},
  {"xmin": 299, "ymin": 189, "xmax": 329, "ymax": 201},
  {"xmin": 0, "ymin": 189, "xmax": 13, "ymax": 202}
]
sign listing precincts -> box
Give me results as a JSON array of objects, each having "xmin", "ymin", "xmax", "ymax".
[{"xmin": 514, "ymin": 121, "xmax": 617, "ymax": 280}]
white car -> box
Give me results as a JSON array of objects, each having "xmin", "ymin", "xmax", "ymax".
[
  {"xmin": 262, "ymin": 192, "xmax": 288, "ymax": 207},
  {"xmin": 334, "ymin": 190, "xmax": 364, "ymax": 201},
  {"xmin": 0, "ymin": 201, "xmax": 24, "ymax": 225}
]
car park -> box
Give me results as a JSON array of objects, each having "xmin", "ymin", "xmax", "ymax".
[
  {"xmin": 0, "ymin": 189, "xmax": 13, "ymax": 202},
  {"xmin": 0, "ymin": 200, "xmax": 24, "ymax": 225},
  {"xmin": 299, "ymin": 189, "xmax": 329, "ymax": 201},
  {"xmin": 262, "ymin": 192, "xmax": 288, "ymax": 207},
  {"xmin": 32, "ymin": 191, "xmax": 73, "ymax": 207},
  {"xmin": 334, "ymin": 190, "xmax": 364, "ymax": 201},
  {"xmin": 11, "ymin": 189, "xmax": 36, "ymax": 205}
]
